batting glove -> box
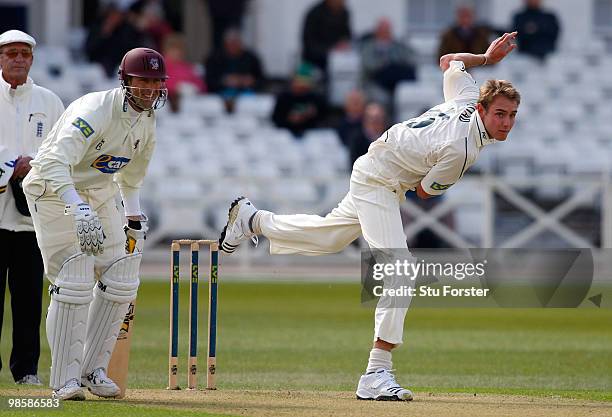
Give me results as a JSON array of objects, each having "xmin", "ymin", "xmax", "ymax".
[
  {"xmin": 124, "ymin": 214, "xmax": 148, "ymax": 254},
  {"xmin": 64, "ymin": 203, "xmax": 105, "ymax": 255}
]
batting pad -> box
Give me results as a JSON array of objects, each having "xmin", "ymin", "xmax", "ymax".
[
  {"xmin": 52, "ymin": 252, "xmax": 95, "ymax": 303},
  {"xmin": 47, "ymin": 252, "xmax": 95, "ymax": 389},
  {"xmin": 82, "ymin": 253, "xmax": 141, "ymax": 375}
]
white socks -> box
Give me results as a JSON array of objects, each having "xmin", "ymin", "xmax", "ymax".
[
  {"xmin": 366, "ymin": 348, "xmax": 392, "ymax": 373},
  {"xmin": 250, "ymin": 211, "xmax": 265, "ymax": 235}
]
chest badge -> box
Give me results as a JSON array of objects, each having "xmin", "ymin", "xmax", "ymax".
[{"xmin": 91, "ymin": 154, "xmax": 131, "ymax": 173}]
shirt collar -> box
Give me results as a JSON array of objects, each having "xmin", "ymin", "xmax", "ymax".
[
  {"xmin": 0, "ymin": 70, "xmax": 33, "ymax": 100},
  {"xmin": 470, "ymin": 109, "xmax": 497, "ymax": 148},
  {"xmin": 118, "ymin": 88, "xmax": 153, "ymax": 119},
  {"xmin": 117, "ymin": 88, "xmax": 141, "ymax": 119}
]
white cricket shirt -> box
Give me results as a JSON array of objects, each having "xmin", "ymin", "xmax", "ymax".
[
  {"xmin": 28, "ymin": 88, "xmax": 156, "ymax": 204},
  {"xmin": 0, "ymin": 71, "xmax": 64, "ymax": 231},
  {"xmin": 365, "ymin": 60, "xmax": 496, "ymax": 196}
]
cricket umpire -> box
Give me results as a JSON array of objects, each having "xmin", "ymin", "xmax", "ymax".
[{"xmin": 0, "ymin": 30, "xmax": 64, "ymax": 386}]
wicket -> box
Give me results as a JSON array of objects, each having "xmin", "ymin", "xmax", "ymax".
[{"xmin": 168, "ymin": 239, "xmax": 219, "ymax": 390}]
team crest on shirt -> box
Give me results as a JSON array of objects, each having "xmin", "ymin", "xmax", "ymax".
[
  {"xmin": 431, "ymin": 182, "xmax": 454, "ymax": 191},
  {"xmin": 72, "ymin": 117, "xmax": 95, "ymax": 138},
  {"xmin": 91, "ymin": 154, "xmax": 131, "ymax": 173}
]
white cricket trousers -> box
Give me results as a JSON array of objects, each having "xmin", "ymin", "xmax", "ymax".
[
  {"xmin": 258, "ymin": 155, "xmax": 412, "ymax": 345},
  {"xmin": 22, "ymin": 180, "xmax": 125, "ymax": 281}
]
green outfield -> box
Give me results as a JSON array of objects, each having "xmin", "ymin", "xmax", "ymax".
[{"xmin": 0, "ymin": 279, "xmax": 610, "ymax": 416}]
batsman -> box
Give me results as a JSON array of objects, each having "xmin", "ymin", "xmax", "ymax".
[
  {"xmin": 23, "ymin": 48, "xmax": 167, "ymax": 400},
  {"xmin": 220, "ymin": 32, "xmax": 520, "ymax": 401}
]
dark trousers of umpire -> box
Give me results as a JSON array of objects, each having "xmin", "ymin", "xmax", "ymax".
[{"xmin": 0, "ymin": 229, "xmax": 43, "ymax": 381}]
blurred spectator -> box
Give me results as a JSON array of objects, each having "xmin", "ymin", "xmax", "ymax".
[
  {"xmin": 336, "ymin": 89, "xmax": 365, "ymax": 147},
  {"xmin": 302, "ymin": 0, "xmax": 352, "ymax": 72},
  {"xmin": 345, "ymin": 102, "xmax": 388, "ymax": 167},
  {"xmin": 130, "ymin": 0, "xmax": 173, "ymax": 52},
  {"xmin": 205, "ymin": 28, "xmax": 263, "ymax": 110},
  {"xmin": 206, "ymin": 0, "xmax": 250, "ymax": 51},
  {"xmin": 162, "ymin": 33, "xmax": 206, "ymax": 112},
  {"xmin": 85, "ymin": 3, "xmax": 151, "ymax": 77},
  {"xmin": 272, "ymin": 63, "xmax": 328, "ymax": 137},
  {"xmin": 161, "ymin": 0, "xmax": 183, "ymax": 31},
  {"xmin": 438, "ymin": 4, "xmax": 492, "ymax": 60},
  {"xmin": 360, "ymin": 18, "xmax": 416, "ymax": 107},
  {"xmin": 511, "ymin": 0, "xmax": 560, "ymax": 60}
]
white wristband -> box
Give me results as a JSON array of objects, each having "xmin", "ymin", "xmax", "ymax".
[{"xmin": 59, "ymin": 187, "xmax": 84, "ymax": 205}]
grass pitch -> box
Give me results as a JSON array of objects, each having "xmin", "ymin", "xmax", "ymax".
[{"xmin": 1, "ymin": 279, "xmax": 610, "ymax": 416}]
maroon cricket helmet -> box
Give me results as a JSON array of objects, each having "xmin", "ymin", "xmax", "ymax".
[{"xmin": 118, "ymin": 47, "xmax": 168, "ymax": 81}]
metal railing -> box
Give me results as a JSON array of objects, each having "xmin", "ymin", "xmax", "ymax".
[{"xmin": 143, "ymin": 173, "xmax": 612, "ymax": 257}]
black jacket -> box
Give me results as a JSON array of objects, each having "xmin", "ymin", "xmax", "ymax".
[
  {"xmin": 302, "ymin": 1, "xmax": 351, "ymax": 70},
  {"xmin": 512, "ymin": 7, "xmax": 560, "ymax": 59},
  {"xmin": 272, "ymin": 90, "xmax": 327, "ymax": 137},
  {"xmin": 205, "ymin": 49, "xmax": 263, "ymax": 93}
]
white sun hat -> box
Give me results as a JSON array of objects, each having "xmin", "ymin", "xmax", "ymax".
[{"xmin": 0, "ymin": 30, "xmax": 36, "ymax": 49}]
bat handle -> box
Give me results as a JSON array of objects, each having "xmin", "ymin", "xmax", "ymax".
[{"xmin": 127, "ymin": 237, "xmax": 145, "ymax": 254}]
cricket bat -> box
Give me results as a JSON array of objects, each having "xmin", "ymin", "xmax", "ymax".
[{"xmin": 107, "ymin": 235, "xmax": 143, "ymax": 398}]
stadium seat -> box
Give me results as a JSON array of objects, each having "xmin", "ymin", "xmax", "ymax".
[
  {"xmin": 416, "ymin": 64, "xmax": 443, "ymax": 86},
  {"xmin": 235, "ymin": 94, "xmax": 276, "ymax": 121},
  {"xmin": 328, "ymin": 50, "xmax": 361, "ymax": 106},
  {"xmin": 180, "ymin": 94, "xmax": 226, "ymax": 119},
  {"xmin": 32, "ymin": 45, "xmax": 71, "ymax": 76},
  {"xmin": 394, "ymin": 81, "xmax": 442, "ymax": 122},
  {"xmin": 70, "ymin": 62, "xmax": 108, "ymax": 92},
  {"xmin": 270, "ymin": 178, "xmax": 319, "ymax": 203},
  {"xmin": 213, "ymin": 114, "xmax": 258, "ymax": 134}
]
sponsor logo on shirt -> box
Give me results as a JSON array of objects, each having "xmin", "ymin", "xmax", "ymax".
[
  {"xmin": 431, "ymin": 182, "xmax": 454, "ymax": 191},
  {"xmin": 0, "ymin": 166, "xmax": 5, "ymax": 194},
  {"xmin": 91, "ymin": 154, "xmax": 131, "ymax": 173},
  {"xmin": 72, "ymin": 117, "xmax": 95, "ymax": 138},
  {"xmin": 459, "ymin": 105, "xmax": 476, "ymax": 123}
]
